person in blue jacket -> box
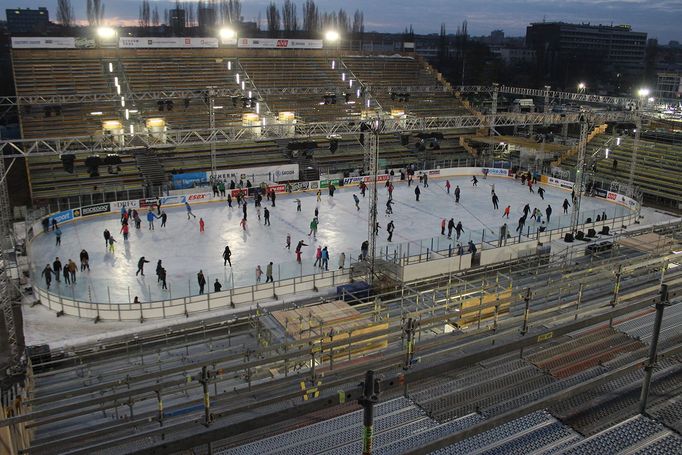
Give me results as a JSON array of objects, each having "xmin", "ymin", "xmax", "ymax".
[{"xmin": 147, "ymin": 210, "xmax": 157, "ymax": 230}]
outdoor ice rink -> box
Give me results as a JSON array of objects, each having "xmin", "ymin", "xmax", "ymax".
[{"xmin": 29, "ymin": 175, "xmax": 628, "ymax": 303}]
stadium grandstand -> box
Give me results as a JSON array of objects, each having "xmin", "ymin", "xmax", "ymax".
[{"xmin": 1, "ymin": 21, "xmax": 682, "ymax": 455}]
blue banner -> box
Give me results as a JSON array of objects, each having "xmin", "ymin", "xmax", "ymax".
[
  {"xmin": 171, "ymin": 172, "xmax": 208, "ymax": 189},
  {"xmin": 49, "ymin": 209, "xmax": 73, "ymax": 225}
]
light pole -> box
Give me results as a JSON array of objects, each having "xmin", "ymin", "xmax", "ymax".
[{"xmin": 577, "ymin": 82, "xmax": 586, "ymax": 94}]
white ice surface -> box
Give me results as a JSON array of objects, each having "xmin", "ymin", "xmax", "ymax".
[{"xmin": 28, "ymin": 176, "xmax": 625, "ymax": 303}]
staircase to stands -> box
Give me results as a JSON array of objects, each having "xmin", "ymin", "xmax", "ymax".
[{"xmin": 135, "ymin": 151, "xmax": 166, "ymax": 189}]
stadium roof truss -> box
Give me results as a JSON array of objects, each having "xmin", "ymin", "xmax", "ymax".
[{"xmin": 0, "ymin": 110, "xmax": 639, "ymax": 158}]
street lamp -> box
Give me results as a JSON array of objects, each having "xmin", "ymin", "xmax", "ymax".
[
  {"xmin": 577, "ymin": 82, "xmax": 586, "ymax": 93},
  {"xmin": 637, "ymin": 88, "xmax": 651, "ymax": 98},
  {"xmin": 97, "ymin": 26, "xmax": 116, "ymax": 39},
  {"xmin": 219, "ymin": 27, "xmax": 236, "ymax": 41}
]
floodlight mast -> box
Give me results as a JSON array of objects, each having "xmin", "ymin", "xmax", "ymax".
[
  {"xmin": 366, "ymin": 118, "xmax": 383, "ymax": 286},
  {"xmin": 570, "ymin": 110, "xmax": 589, "ymax": 233}
]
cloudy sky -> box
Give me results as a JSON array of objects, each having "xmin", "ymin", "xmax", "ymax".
[{"xmin": 3, "ymin": 0, "xmax": 681, "ymax": 42}]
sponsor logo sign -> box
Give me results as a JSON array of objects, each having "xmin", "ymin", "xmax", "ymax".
[
  {"xmin": 237, "ymin": 38, "xmax": 323, "ymax": 49},
  {"xmin": 111, "ymin": 200, "xmax": 139, "ymax": 210},
  {"xmin": 607, "ymin": 192, "xmax": 618, "ymax": 201},
  {"xmin": 12, "ymin": 37, "xmax": 76, "ymax": 48},
  {"xmin": 138, "ymin": 198, "xmax": 160, "ymax": 209},
  {"xmin": 289, "ymin": 182, "xmax": 310, "ymax": 191},
  {"xmin": 428, "ymin": 169, "xmax": 441, "ymax": 176},
  {"xmin": 118, "ymin": 37, "xmax": 219, "ymax": 48},
  {"xmin": 74, "ymin": 203, "xmax": 110, "ymax": 217},
  {"xmin": 486, "ymin": 168, "xmax": 509, "ymax": 176},
  {"xmin": 268, "ymin": 184, "xmax": 286, "ymax": 193},
  {"xmin": 49, "ymin": 210, "xmax": 73, "ymax": 225},
  {"xmin": 548, "ymin": 176, "xmax": 574, "ymax": 189},
  {"xmin": 594, "ymin": 188, "xmax": 608, "ymax": 198}
]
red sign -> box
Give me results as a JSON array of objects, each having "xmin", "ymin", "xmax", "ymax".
[
  {"xmin": 268, "ymin": 184, "xmax": 286, "ymax": 193},
  {"xmin": 187, "ymin": 193, "xmax": 208, "ymax": 201},
  {"xmin": 277, "ymin": 40, "xmax": 289, "ymax": 47},
  {"xmin": 607, "ymin": 192, "xmax": 617, "ymax": 200},
  {"xmin": 138, "ymin": 198, "xmax": 158, "ymax": 208}
]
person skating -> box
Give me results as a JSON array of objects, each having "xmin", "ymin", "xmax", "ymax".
[
  {"xmin": 108, "ymin": 236, "xmax": 116, "ymax": 253},
  {"xmin": 528, "ymin": 180, "xmax": 534, "ymax": 193},
  {"xmin": 53, "ymin": 257, "xmax": 62, "ymax": 283},
  {"xmin": 120, "ymin": 223, "xmax": 129, "ymax": 240},
  {"xmin": 185, "ymin": 201, "xmax": 196, "ymax": 219},
  {"xmin": 158, "ymin": 267, "xmax": 167, "ymax": 290},
  {"xmin": 242, "ymin": 202, "xmax": 247, "ymax": 220},
  {"xmin": 503, "ymin": 205, "xmax": 511, "ymax": 219},
  {"xmin": 523, "ymin": 204, "xmax": 531, "ymax": 218},
  {"xmin": 295, "ymin": 240, "xmax": 308, "ymax": 263},
  {"xmin": 199, "ymin": 217, "xmax": 205, "ymax": 232},
  {"xmin": 445, "ymin": 180, "xmax": 451, "ymax": 194},
  {"xmin": 263, "ymin": 207, "xmax": 270, "ymax": 226},
  {"xmin": 415, "ymin": 185, "xmax": 421, "ymax": 202},
  {"xmin": 339, "ymin": 251, "xmax": 346, "ymax": 269},
  {"xmin": 492, "ymin": 192, "xmax": 499, "ymax": 210},
  {"xmin": 222, "ymin": 245, "xmax": 232, "ymax": 267},
  {"xmin": 316, "ymin": 189, "xmax": 322, "ymax": 202},
  {"xmin": 537, "ymin": 187, "xmax": 545, "ymax": 200},
  {"xmin": 360, "ymin": 181, "xmax": 367, "ymax": 197},
  {"xmin": 63, "ymin": 262, "xmax": 70, "ymax": 285},
  {"xmin": 136, "ymin": 257, "xmax": 150, "ymax": 276},
  {"xmin": 516, "ymin": 215, "xmax": 527, "ymax": 233},
  {"xmin": 103, "ymin": 229, "xmax": 111, "ymax": 248},
  {"xmin": 79, "ymin": 249, "xmax": 90, "ymax": 272},
  {"xmin": 255, "ymin": 265, "xmax": 263, "ymax": 283},
  {"xmin": 385, "ymin": 198, "xmax": 394, "ymax": 214},
  {"xmin": 387, "ymin": 221, "xmax": 395, "ymax": 242},
  {"xmin": 55, "ymin": 227, "xmax": 62, "ymax": 246},
  {"xmin": 41, "ymin": 263, "xmax": 55, "ymax": 289},
  {"xmin": 219, "ymin": 181, "xmax": 226, "ymax": 197},
  {"xmin": 134, "ymin": 213, "xmax": 142, "ymax": 229},
  {"xmin": 387, "ymin": 183, "xmax": 394, "ymax": 200},
  {"xmin": 67, "ymin": 259, "xmax": 77, "ymax": 283},
  {"xmin": 214, "ymin": 279, "xmax": 222, "ymax": 293},
  {"xmin": 197, "ymin": 270, "xmax": 206, "ymax": 294},
  {"xmin": 285, "ymin": 234, "xmax": 291, "ymax": 250},
  {"xmin": 308, "ymin": 218, "xmax": 319, "ymax": 238},
  {"xmin": 156, "ymin": 260, "xmax": 163, "ymax": 282},
  {"xmin": 295, "ymin": 199, "xmax": 302, "ymax": 212},
  {"xmin": 353, "ymin": 194, "xmax": 360, "ymax": 211},
  {"xmin": 455, "ymin": 221, "xmax": 464, "ymax": 240},
  {"xmin": 448, "ymin": 218, "xmax": 455, "ymax": 239},
  {"xmin": 227, "ymin": 193, "xmax": 233, "ymax": 208},
  {"xmin": 374, "ymin": 222, "xmax": 381, "ymax": 236},
  {"xmin": 455, "ymin": 185, "xmax": 461, "ymax": 203},
  {"xmin": 471, "ymin": 176, "xmax": 478, "ymax": 186},
  {"xmin": 240, "ymin": 217, "xmax": 247, "ymax": 231},
  {"xmin": 562, "ymin": 198, "xmax": 570, "ymax": 214},
  {"xmin": 321, "ymin": 246, "xmax": 329, "ymax": 271},
  {"xmin": 423, "ymin": 173, "xmax": 429, "ymax": 187},
  {"xmin": 499, "ymin": 223, "xmax": 509, "ymax": 247},
  {"xmin": 271, "ymin": 190, "xmax": 276, "ymax": 207},
  {"xmin": 441, "ymin": 219, "xmax": 446, "ymax": 236},
  {"xmin": 314, "ymin": 246, "xmax": 322, "ymax": 268},
  {"xmin": 328, "ymin": 184, "xmax": 336, "ymax": 197},
  {"xmin": 266, "ymin": 262, "xmax": 274, "ymax": 283}
]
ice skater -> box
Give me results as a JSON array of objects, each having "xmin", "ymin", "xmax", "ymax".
[
  {"xmin": 387, "ymin": 221, "xmax": 395, "ymax": 242},
  {"xmin": 360, "ymin": 181, "xmax": 367, "ymax": 197},
  {"xmin": 227, "ymin": 193, "xmax": 232, "ymax": 208},
  {"xmin": 492, "ymin": 192, "xmax": 499, "ymax": 210},
  {"xmin": 445, "ymin": 180, "xmax": 451, "ymax": 194},
  {"xmin": 503, "ymin": 205, "xmax": 511, "ymax": 219},
  {"xmin": 242, "ymin": 202, "xmax": 247, "ymax": 220},
  {"xmin": 79, "ymin": 249, "xmax": 90, "ymax": 271},
  {"xmin": 108, "ymin": 236, "xmax": 116, "ymax": 253},
  {"xmin": 285, "ymin": 233, "xmax": 291, "ymax": 250},
  {"xmin": 156, "ymin": 260, "xmax": 163, "ymax": 282},
  {"xmin": 158, "ymin": 267, "xmax": 167, "ymax": 290},
  {"xmin": 185, "ymin": 201, "xmax": 196, "ymax": 219},
  {"xmin": 120, "ymin": 223, "xmax": 129, "ymax": 240},
  {"xmin": 146, "ymin": 210, "xmax": 156, "ymax": 230},
  {"xmin": 314, "ymin": 246, "xmax": 322, "ymax": 268},
  {"xmin": 455, "ymin": 221, "xmax": 464, "ymax": 240},
  {"xmin": 386, "ymin": 199, "xmax": 394, "ymax": 214},
  {"xmin": 271, "ymin": 191, "xmax": 276, "ymax": 207},
  {"xmin": 240, "ymin": 217, "xmax": 247, "ymax": 231},
  {"xmin": 103, "ymin": 229, "xmax": 111, "ymax": 248},
  {"xmin": 197, "ymin": 270, "xmax": 206, "ymax": 294},
  {"xmin": 546, "ymin": 205, "xmax": 552, "ymax": 223},
  {"xmin": 41, "ymin": 264, "xmax": 53, "ymax": 289},
  {"xmin": 321, "ymin": 246, "xmax": 329, "ymax": 270},
  {"xmin": 55, "ymin": 227, "xmax": 62, "ymax": 246},
  {"xmin": 67, "ymin": 259, "xmax": 77, "ymax": 283},
  {"xmin": 264, "ymin": 207, "xmax": 271, "ymax": 226},
  {"xmin": 266, "ymin": 262, "xmax": 274, "ymax": 282},
  {"xmin": 562, "ymin": 198, "xmax": 570, "ymax": 214},
  {"xmin": 528, "ymin": 180, "xmax": 534, "ymax": 193},
  {"xmin": 63, "ymin": 263, "xmax": 70, "ymax": 284},
  {"xmin": 441, "ymin": 219, "xmax": 446, "ymax": 236},
  {"xmin": 354, "ymin": 194, "xmax": 360, "ymax": 211},
  {"xmin": 308, "ymin": 218, "xmax": 318, "ymax": 238},
  {"xmin": 199, "ymin": 217, "xmax": 205, "ymax": 232},
  {"xmin": 214, "ymin": 279, "xmax": 222, "ymax": 293},
  {"xmin": 538, "ymin": 187, "xmax": 545, "ymax": 200},
  {"xmin": 448, "ymin": 218, "xmax": 455, "ymax": 239},
  {"xmin": 415, "ymin": 185, "xmax": 421, "ymax": 202},
  {"xmin": 471, "ymin": 176, "xmax": 478, "ymax": 186},
  {"xmin": 136, "ymin": 257, "xmax": 150, "ymax": 276},
  {"xmin": 160, "ymin": 211, "xmax": 168, "ymax": 228},
  {"xmin": 255, "ymin": 265, "xmax": 263, "ymax": 283},
  {"xmin": 374, "ymin": 222, "xmax": 381, "ymax": 235},
  {"xmin": 516, "ymin": 215, "xmax": 527, "ymax": 233},
  {"xmin": 295, "ymin": 240, "xmax": 308, "ymax": 263},
  {"xmin": 523, "ymin": 204, "xmax": 531, "ymax": 218},
  {"xmin": 316, "ymin": 189, "xmax": 322, "ymax": 202},
  {"xmin": 223, "ymin": 245, "xmax": 232, "ymax": 267},
  {"xmin": 339, "ymin": 252, "xmax": 346, "ymax": 269},
  {"xmin": 53, "ymin": 257, "xmax": 62, "ymax": 282},
  {"xmin": 455, "ymin": 185, "xmax": 461, "ymax": 203},
  {"xmin": 295, "ymin": 199, "xmax": 301, "ymax": 212}
]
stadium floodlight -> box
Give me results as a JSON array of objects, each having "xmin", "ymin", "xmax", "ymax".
[
  {"xmin": 577, "ymin": 82, "xmax": 585, "ymax": 90},
  {"xmin": 605, "ymin": 148, "xmax": 610, "ymax": 158},
  {"xmin": 325, "ymin": 30, "xmax": 340, "ymax": 42},
  {"xmin": 97, "ymin": 26, "xmax": 116, "ymax": 39},
  {"xmin": 637, "ymin": 88, "xmax": 650, "ymax": 97},
  {"xmin": 648, "ymin": 97, "xmax": 655, "ymax": 103},
  {"xmin": 219, "ymin": 27, "xmax": 236, "ymax": 40},
  {"xmin": 90, "ymin": 111, "xmax": 103, "ymax": 116}
]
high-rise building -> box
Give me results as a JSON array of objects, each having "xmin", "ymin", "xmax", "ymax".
[
  {"xmin": 5, "ymin": 7, "xmax": 49, "ymax": 34},
  {"xmin": 526, "ymin": 22, "xmax": 647, "ymax": 87},
  {"xmin": 656, "ymin": 72, "xmax": 682, "ymax": 100},
  {"xmin": 169, "ymin": 8, "xmax": 186, "ymax": 36}
]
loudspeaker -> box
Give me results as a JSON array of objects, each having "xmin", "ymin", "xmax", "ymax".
[{"xmin": 564, "ymin": 233, "xmax": 574, "ymax": 242}]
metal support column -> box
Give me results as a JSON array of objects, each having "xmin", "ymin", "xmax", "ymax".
[
  {"xmin": 0, "ymin": 155, "xmax": 17, "ymax": 367},
  {"xmin": 570, "ymin": 111, "xmax": 589, "ymax": 232},
  {"xmin": 365, "ymin": 120, "xmax": 383, "ymax": 285},
  {"xmin": 359, "ymin": 370, "xmax": 380, "ymax": 455},
  {"xmin": 639, "ymin": 284, "xmax": 669, "ymax": 414},
  {"xmin": 208, "ymin": 86, "xmax": 217, "ymax": 176},
  {"xmin": 489, "ymin": 83, "xmax": 498, "ymax": 137},
  {"xmin": 628, "ymin": 115, "xmax": 642, "ymax": 197},
  {"xmin": 543, "ymin": 85, "xmax": 551, "ymax": 126}
]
